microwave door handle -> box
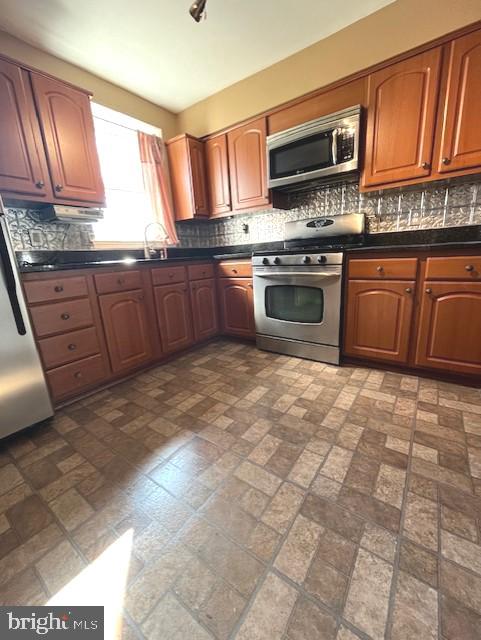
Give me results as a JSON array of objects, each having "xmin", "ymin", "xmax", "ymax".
[{"xmin": 331, "ymin": 128, "xmax": 338, "ymax": 165}]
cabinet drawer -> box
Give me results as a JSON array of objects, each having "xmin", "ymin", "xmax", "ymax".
[
  {"xmin": 425, "ymin": 256, "xmax": 481, "ymax": 280},
  {"xmin": 38, "ymin": 327, "xmax": 100, "ymax": 370},
  {"xmin": 47, "ymin": 354, "xmax": 107, "ymax": 401},
  {"xmin": 94, "ymin": 270, "xmax": 142, "ymax": 294},
  {"xmin": 188, "ymin": 263, "xmax": 214, "ymax": 281},
  {"xmin": 217, "ymin": 261, "xmax": 253, "ymax": 278},
  {"xmin": 151, "ymin": 265, "xmax": 187, "ymax": 286},
  {"xmin": 30, "ymin": 299, "xmax": 94, "ymax": 337},
  {"xmin": 348, "ymin": 258, "xmax": 418, "ymax": 280},
  {"xmin": 23, "ymin": 276, "xmax": 88, "ymax": 304}
]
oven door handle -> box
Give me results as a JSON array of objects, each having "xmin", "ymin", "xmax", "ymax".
[{"xmin": 255, "ymin": 272, "xmax": 341, "ymax": 278}]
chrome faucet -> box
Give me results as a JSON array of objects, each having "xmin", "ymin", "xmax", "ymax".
[{"xmin": 143, "ymin": 222, "xmax": 170, "ymax": 260}]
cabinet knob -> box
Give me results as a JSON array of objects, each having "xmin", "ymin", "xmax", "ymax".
[
  {"xmin": 248, "ymin": 284, "xmax": 253, "ymax": 289},
  {"xmin": 35, "ymin": 180, "xmax": 45, "ymax": 189},
  {"xmin": 117, "ymin": 277, "xmax": 124, "ymax": 285},
  {"xmin": 405, "ymin": 287, "xmax": 412, "ymax": 294},
  {"xmin": 465, "ymin": 264, "xmax": 475, "ymax": 272},
  {"xmin": 74, "ymin": 371, "xmax": 82, "ymax": 379},
  {"xmin": 55, "ymin": 184, "xmax": 64, "ymax": 192},
  {"xmin": 169, "ymin": 273, "xmax": 174, "ymax": 278},
  {"xmin": 54, "ymin": 285, "xmax": 63, "ymax": 293},
  {"xmin": 232, "ymin": 269, "xmax": 238, "ymax": 274},
  {"xmin": 441, "ymin": 157, "xmax": 451, "ymax": 165},
  {"xmin": 68, "ymin": 343, "xmax": 77, "ymax": 351},
  {"xmin": 425, "ymin": 288, "xmax": 432, "ymax": 294},
  {"xmin": 61, "ymin": 312, "xmax": 70, "ymax": 320},
  {"xmin": 376, "ymin": 265, "xmax": 384, "ymax": 273},
  {"xmin": 138, "ymin": 295, "xmax": 144, "ymax": 301},
  {"xmin": 421, "ymin": 162, "xmax": 430, "ymax": 170}
]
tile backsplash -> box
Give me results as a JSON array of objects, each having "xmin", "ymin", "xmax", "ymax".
[
  {"xmin": 5, "ymin": 177, "xmax": 481, "ymax": 251},
  {"xmin": 5, "ymin": 207, "xmax": 94, "ymax": 251},
  {"xmin": 176, "ymin": 178, "xmax": 481, "ymax": 248}
]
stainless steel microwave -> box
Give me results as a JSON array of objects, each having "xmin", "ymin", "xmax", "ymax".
[{"xmin": 267, "ymin": 105, "xmax": 361, "ymax": 190}]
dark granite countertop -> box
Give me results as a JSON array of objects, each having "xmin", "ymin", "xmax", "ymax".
[{"xmin": 16, "ymin": 226, "xmax": 481, "ymax": 273}]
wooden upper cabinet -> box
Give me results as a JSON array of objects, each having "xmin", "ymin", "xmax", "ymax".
[
  {"xmin": 190, "ymin": 278, "xmax": 219, "ymax": 342},
  {"xmin": 99, "ymin": 289, "xmax": 154, "ymax": 374},
  {"xmin": 362, "ymin": 48, "xmax": 442, "ymax": 188},
  {"xmin": 344, "ymin": 280, "xmax": 415, "ymax": 364},
  {"xmin": 30, "ymin": 73, "xmax": 105, "ymax": 204},
  {"xmin": 167, "ymin": 134, "xmax": 209, "ymax": 220},
  {"xmin": 436, "ymin": 29, "xmax": 481, "ymax": 174},
  {"xmin": 0, "ymin": 61, "xmax": 51, "ymax": 198},
  {"xmin": 205, "ymin": 134, "xmax": 231, "ymax": 216},
  {"xmin": 227, "ymin": 117, "xmax": 270, "ymax": 211},
  {"xmin": 415, "ymin": 282, "xmax": 481, "ymax": 376}
]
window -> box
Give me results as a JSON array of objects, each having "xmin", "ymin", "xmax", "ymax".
[{"xmin": 92, "ymin": 104, "xmax": 161, "ymax": 244}]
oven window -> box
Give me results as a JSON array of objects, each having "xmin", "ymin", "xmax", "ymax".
[
  {"xmin": 265, "ymin": 285, "xmax": 324, "ymax": 323},
  {"xmin": 270, "ymin": 131, "xmax": 332, "ymax": 180}
]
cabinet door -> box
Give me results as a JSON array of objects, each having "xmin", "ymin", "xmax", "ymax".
[
  {"xmin": 437, "ymin": 30, "xmax": 481, "ymax": 174},
  {"xmin": 415, "ymin": 282, "xmax": 481, "ymax": 375},
  {"xmin": 0, "ymin": 61, "xmax": 50, "ymax": 198},
  {"xmin": 363, "ymin": 48, "xmax": 442, "ymax": 187},
  {"xmin": 188, "ymin": 136, "xmax": 209, "ymax": 216},
  {"xmin": 154, "ymin": 283, "xmax": 194, "ymax": 353},
  {"xmin": 190, "ymin": 278, "xmax": 219, "ymax": 342},
  {"xmin": 227, "ymin": 117, "xmax": 270, "ymax": 211},
  {"xmin": 219, "ymin": 278, "xmax": 255, "ymax": 338},
  {"xmin": 205, "ymin": 134, "xmax": 231, "ymax": 216},
  {"xmin": 344, "ymin": 280, "xmax": 415, "ymax": 363},
  {"xmin": 31, "ymin": 73, "xmax": 105, "ymax": 204},
  {"xmin": 99, "ymin": 289, "xmax": 154, "ymax": 373}
]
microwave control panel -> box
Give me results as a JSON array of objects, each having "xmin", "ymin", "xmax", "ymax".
[{"xmin": 337, "ymin": 128, "xmax": 355, "ymax": 162}]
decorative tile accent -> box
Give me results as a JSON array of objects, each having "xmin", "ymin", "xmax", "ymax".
[{"xmin": 176, "ymin": 178, "xmax": 481, "ymax": 248}]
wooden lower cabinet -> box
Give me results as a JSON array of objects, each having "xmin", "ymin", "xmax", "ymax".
[
  {"xmin": 218, "ymin": 278, "xmax": 255, "ymax": 339},
  {"xmin": 99, "ymin": 289, "xmax": 155, "ymax": 373},
  {"xmin": 415, "ymin": 282, "xmax": 481, "ymax": 375},
  {"xmin": 344, "ymin": 280, "xmax": 415, "ymax": 364},
  {"xmin": 190, "ymin": 278, "xmax": 219, "ymax": 341},
  {"xmin": 154, "ymin": 283, "xmax": 194, "ymax": 353}
]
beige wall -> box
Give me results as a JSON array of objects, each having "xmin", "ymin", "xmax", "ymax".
[
  {"xmin": 177, "ymin": 0, "xmax": 481, "ymax": 137},
  {"xmin": 0, "ymin": 30, "xmax": 178, "ymax": 139}
]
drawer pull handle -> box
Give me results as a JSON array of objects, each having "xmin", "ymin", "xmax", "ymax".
[
  {"xmin": 54, "ymin": 285, "xmax": 64, "ymax": 293},
  {"xmin": 405, "ymin": 287, "xmax": 412, "ymax": 294},
  {"xmin": 232, "ymin": 269, "xmax": 238, "ymax": 274},
  {"xmin": 117, "ymin": 278, "xmax": 125, "ymax": 285},
  {"xmin": 55, "ymin": 184, "xmax": 64, "ymax": 192},
  {"xmin": 68, "ymin": 344, "xmax": 77, "ymax": 351},
  {"xmin": 465, "ymin": 264, "xmax": 475, "ymax": 272},
  {"xmin": 74, "ymin": 371, "xmax": 82, "ymax": 379},
  {"xmin": 35, "ymin": 180, "xmax": 45, "ymax": 189},
  {"xmin": 169, "ymin": 273, "xmax": 174, "ymax": 278},
  {"xmin": 442, "ymin": 157, "xmax": 451, "ymax": 165},
  {"xmin": 421, "ymin": 162, "xmax": 430, "ymax": 170},
  {"xmin": 61, "ymin": 313, "xmax": 70, "ymax": 320},
  {"xmin": 376, "ymin": 266, "xmax": 384, "ymax": 273},
  {"xmin": 425, "ymin": 288, "xmax": 432, "ymax": 294}
]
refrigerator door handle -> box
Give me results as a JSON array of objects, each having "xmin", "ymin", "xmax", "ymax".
[{"xmin": 0, "ymin": 219, "xmax": 27, "ymax": 336}]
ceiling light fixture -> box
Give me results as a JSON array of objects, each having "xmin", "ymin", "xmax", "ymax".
[{"xmin": 189, "ymin": 0, "xmax": 207, "ymax": 22}]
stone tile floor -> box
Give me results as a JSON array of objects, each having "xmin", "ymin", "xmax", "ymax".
[{"xmin": 0, "ymin": 339, "xmax": 481, "ymax": 639}]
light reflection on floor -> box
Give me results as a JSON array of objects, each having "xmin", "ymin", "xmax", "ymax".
[{"xmin": 47, "ymin": 529, "xmax": 133, "ymax": 640}]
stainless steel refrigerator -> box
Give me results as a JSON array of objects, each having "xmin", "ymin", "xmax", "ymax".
[{"xmin": 0, "ymin": 197, "xmax": 53, "ymax": 438}]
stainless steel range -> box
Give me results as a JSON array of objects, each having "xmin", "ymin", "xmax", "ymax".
[{"xmin": 253, "ymin": 212, "xmax": 365, "ymax": 364}]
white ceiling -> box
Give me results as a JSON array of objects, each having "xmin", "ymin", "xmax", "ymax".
[{"xmin": 0, "ymin": 0, "xmax": 393, "ymax": 112}]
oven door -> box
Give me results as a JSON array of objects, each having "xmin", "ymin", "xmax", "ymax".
[
  {"xmin": 253, "ymin": 267, "xmax": 342, "ymax": 346},
  {"xmin": 268, "ymin": 129, "xmax": 336, "ymax": 189}
]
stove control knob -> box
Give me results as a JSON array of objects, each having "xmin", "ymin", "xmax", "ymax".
[
  {"xmin": 274, "ymin": 257, "xmax": 281, "ymax": 265},
  {"xmin": 317, "ymin": 255, "xmax": 327, "ymax": 264},
  {"xmin": 262, "ymin": 257, "xmax": 269, "ymax": 265},
  {"xmin": 302, "ymin": 256, "xmax": 311, "ymax": 264}
]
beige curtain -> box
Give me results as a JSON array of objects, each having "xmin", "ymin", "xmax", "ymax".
[{"xmin": 138, "ymin": 131, "xmax": 179, "ymax": 245}]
